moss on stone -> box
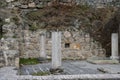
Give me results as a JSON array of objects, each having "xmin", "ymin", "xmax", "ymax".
[
  {"xmin": 32, "ymin": 71, "xmax": 50, "ymax": 76},
  {"xmin": 11, "ymin": 16, "xmax": 20, "ymax": 25},
  {"xmin": 0, "ymin": 18, "xmax": 5, "ymax": 39},
  {"xmin": 0, "ymin": 1, "xmax": 7, "ymax": 8},
  {"xmin": 0, "ymin": 35, "xmax": 2, "ymax": 39}
]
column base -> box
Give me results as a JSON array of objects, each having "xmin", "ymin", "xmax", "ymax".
[
  {"xmin": 38, "ymin": 57, "xmax": 47, "ymax": 63},
  {"xmin": 49, "ymin": 68, "xmax": 64, "ymax": 74},
  {"xmin": 110, "ymin": 56, "xmax": 119, "ymax": 60}
]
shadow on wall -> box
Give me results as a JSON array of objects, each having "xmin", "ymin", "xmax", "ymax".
[{"xmin": 93, "ymin": 9, "xmax": 120, "ymax": 57}]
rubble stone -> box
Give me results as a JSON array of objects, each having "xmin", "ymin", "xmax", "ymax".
[{"xmin": 28, "ymin": 2, "xmax": 36, "ymax": 8}]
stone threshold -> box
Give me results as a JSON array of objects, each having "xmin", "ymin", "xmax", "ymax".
[
  {"xmin": 87, "ymin": 58, "xmax": 119, "ymax": 64},
  {"xmin": 16, "ymin": 74, "xmax": 120, "ymax": 80}
]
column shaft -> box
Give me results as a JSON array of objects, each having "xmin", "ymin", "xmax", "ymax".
[
  {"xmin": 40, "ymin": 34, "xmax": 46, "ymax": 58},
  {"xmin": 52, "ymin": 32, "xmax": 61, "ymax": 69},
  {"xmin": 111, "ymin": 33, "xmax": 119, "ymax": 59}
]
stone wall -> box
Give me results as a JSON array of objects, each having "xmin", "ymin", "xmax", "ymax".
[
  {"xmin": 20, "ymin": 30, "xmax": 105, "ymax": 60},
  {"xmin": 21, "ymin": 30, "xmax": 41, "ymax": 58},
  {"xmin": 0, "ymin": 0, "xmax": 117, "ymax": 68},
  {"xmin": 0, "ymin": 22, "xmax": 19, "ymax": 67},
  {"xmin": 0, "ymin": 18, "xmax": 106, "ymax": 68},
  {"xmin": 61, "ymin": 31, "xmax": 105, "ymax": 60},
  {"xmin": 5, "ymin": 0, "xmax": 120, "ymax": 9}
]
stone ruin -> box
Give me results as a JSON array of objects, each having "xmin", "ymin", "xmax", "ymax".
[
  {"xmin": 0, "ymin": 20, "xmax": 117, "ymax": 68},
  {"xmin": 0, "ymin": 22, "xmax": 106, "ymax": 68},
  {"xmin": 0, "ymin": 23, "xmax": 19, "ymax": 68},
  {"xmin": 4, "ymin": 0, "xmax": 120, "ymax": 9},
  {"xmin": 21, "ymin": 30, "xmax": 106, "ymax": 60},
  {"xmin": 0, "ymin": 0, "xmax": 119, "ymax": 69}
]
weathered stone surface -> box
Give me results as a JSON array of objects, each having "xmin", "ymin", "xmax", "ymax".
[
  {"xmin": 15, "ymin": 57, "xmax": 19, "ymax": 69},
  {"xmin": 71, "ymin": 43, "xmax": 80, "ymax": 50},
  {"xmin": 64, "ymin": 31, "xmax": 71, "ymax": 38},
  {"xmin": 13, "ymin": 2, "xmax": 21, "ymax": 6},
  {"xmin": 36, "ymin": 3, "xmax": 44, "ymax": 8},
  {"xmin": 3, "ymin": 50, "xmax": 19, "ymax": 57},
  {"xmin": 20, "ymin": 5, "xmax": 28, "ymax": 9},
  {"xmin": 0, "ymin": 0, "xmax": 120, "ymax": 70},
  {"xmin": 40, "ymin": 33, "xmax": 46, "ymax": 58},
  {"xmin": 87, "ymin": 57, "xmax": 119, "ymax": 64},
  {"xmin": 28, "ymin": 2, "xmax": 36, "ymax": 8},
  {"xmin": 52, "ymin": 32, "xmax": 62, "ymax": 69},
  {"xmin": 6, "ymin": 0, "xmax": 14, "ymax": 3},
  {"xmin": 2, "ymin": 22, "xmax": 17, "ymax": 32},
  {"xmin": 111, "ymin": 33, "xmax": 119, "ymax": 60},
  {"xmin": 5, "ymin": 18, "xmax": 10, "ymax": 23},
  {"xmin": 18, "ymin": 29, "xmax": 106, "ymax": 60}
]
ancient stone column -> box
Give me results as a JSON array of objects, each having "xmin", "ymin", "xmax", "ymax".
[
  {"xmin": 3, "ymin": 43, "xmax": 9, "ymax": 66},
  {"xmin": 40, "ymin": 33, "xmax": 46, "ymax": 58},
  {"xmin": 118, "ymin": 24, "xmax": 120, "ymax": 59},
  {"xmin": 15, "ymin": 57, "xmax": 19, "ymax": 69},
  {"xmin": 3, "ymin": 51, "xmax": 8, "ymax": 66},
  {"xmin": 51, "ymin": 32, "xmax": 62, "ymax": 69},
  {"xmin": 111, "ymin": 33, "xmax": 119, "ymax": 60}
]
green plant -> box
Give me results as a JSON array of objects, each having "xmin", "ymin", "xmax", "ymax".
[
  {"xmin": 11, "ymin": 16, "xmax": 20, "ymax": 25},
  {"xmin": 20, "ymin": 58, "xmax": 39, "ymax": 65},
  {"xmin": 32, "ymin": 71, "xmax": 50, "ymax": 76},
  {"xmin": 0, "ymin": 1, "xmax": 7, "ymax": 8},
  {"xmin": 74, "ymin": 4, "xmax": 90, "ymax": 12},
  {"xmin": 0, "ymin": 18, "xmax": 5, "ymax": 39},
  {"xmin": 0, "ymin": 34, "xmax": 2, "ymax": 39},
  {"xmin": 13, "ymin": 35, "xmax": 17, "ymax": 38},
  {"xmin": 26, "ymin": 10, "xmax": 46, "ymax": 21},
  {"xmin": 29, "ymin": 22, "xmax": 39, "ymax": 31}
]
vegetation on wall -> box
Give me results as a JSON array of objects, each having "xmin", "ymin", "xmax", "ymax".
[
  {"xmin": 29, "ymin": 22, "xmax": 38, "ymax": 31},
  {"xmin": 0, "ymin": 1, "xmax": 7, "ymax": 8},
  {"xmin": 26, "ymin": 4, "xmax": 115, "ymax": 31},
  {"xmin": 0, "ymin": 18, "xmax": 5, "ymax": 39},
  {"xmin": 11, "ymin": 16, "xmax": 20, "ymax": 25},
  {"xmin": 26, "ymin": 4, "xmax": 92, "ymax": 31},
  {"xmin": 24, "ymin": 4, "xmax": 119, "ymax": 56}
]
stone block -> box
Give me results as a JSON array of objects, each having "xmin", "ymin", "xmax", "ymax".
[
  {"xmin": 28, "ymin": 2, "xmax": 36, "ymax": 8},
  {"xmin": 15, "ymin": 57, "xmax": 19, "ymax": 69},
  {"xmin": 64, "ymin": 31, "xmax": 71, "ymax": 38},
  {"xmin": 47, "ymin": 2, "xmax": 52, "ymax": 6},
  {"xmin": 85, "ymin": 44, "xmax": 91, "ymax": 50},
  {"xmin": 5, "ymin": 18, "xmax": 10, "ymax": 23},
  {"xmin": 20, "ymin": 5, "xmax": 28, "ymax": 9},
  {"xmin": 30, "ymin": 38, "xmax": 38, "ymax": 43},
  {"xmin": 79, "ymin": 38, "xmax": 85, "ymax": 43},
  {"xmin": 13, "ymin": 2, "xmax": 21, "ymax": 6},
  {"xmin": 70, "ymin": 43, "xmax": 80, "ymax": 50},
  {"xmin": 62, "ymin": 0, "xmax": 72, "ymax": 3},
  {"xmin": 27, "ymin": 45, "xmax": 34, "ymax": 50},
  {"xmin": 6, "ymin": 0, "xmax": 14, "ymax": 3},
  {"xmin": 85, "ymin": 37, "xmax": 90, "ymax": 43}
]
